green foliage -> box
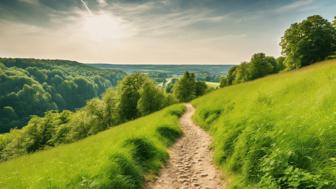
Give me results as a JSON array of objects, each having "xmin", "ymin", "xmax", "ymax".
[
  {"xmin": 220, "ymin": 53, "xmax": 282, "ymax": 87},
  {"xmin": 0, "ymin": 72, "xmax": 175, "ymax": 161},
  {"xmin": 0, "ymin": 104, "xmax": 184, "ymax": 189},
  {"xmin": 281, "ymin": 15, "xmax": 336, "ymax": 69},
  {"xmin": 195, "ymin": 81, "xmax": 208, "ymax": 96},
  {"xmin": 249, "ymin": 53, "xmax": 278, "ymax": 79},
  {"xmin": 172, "ymin": 73, "xmax": 208, "ymax": 102},
  {"xmin": 173, "ymin": 72, "xmax": 196, "ymax": 102},
  {"xmin": 137, "ymin": 81, "xmax": 165, "ymax": 116},
  {"xmin": 193, "ymin": 60, "xmax": 336, "ymax": 188},
  {"xmin": 117, "ymin": 73, "xmax": 149, "ymax": 121},
  {"xmin": 0, "ymin": 58, "xmax": 125, "ymax": 133},
  {"xmin": 117, "ymin": 73, "xmax": 173, "ymax": 120}
]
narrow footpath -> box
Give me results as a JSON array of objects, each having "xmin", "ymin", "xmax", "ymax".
[{"xmin": 147, "ymin": 104, "xmax": 227, "ymax": 189}]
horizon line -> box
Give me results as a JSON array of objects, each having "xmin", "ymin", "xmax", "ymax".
[{"xmin": 0, "ymin": 56, "xmax": 238, "ymax": 65}]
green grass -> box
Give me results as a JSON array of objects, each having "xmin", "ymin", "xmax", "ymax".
[
  {"xmin": 0, "ymin": 104, "xmax": 184, "ymax": 189},
  {"xmin": 192, "ymin": 60, "xmax": 336, "ymax": 188}
]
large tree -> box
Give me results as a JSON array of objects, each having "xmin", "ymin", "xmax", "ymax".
[
  {"xmin": 137, "ymin": 81, "xmax": 165, "ymax": 116},
  {"xmin": 249, "ymin": 53, "xmax": 277, "ymax": 80},
  {"xmin": 173, "ymin": 72, "xmax": 196, "ymax": 102},
  {"xmin": 280, "ymin": 15, "xmax": 336, "ymax": 69},
  {"xmin": 117, "ymin": 73, "xmax": 149, "ymax": 121}
]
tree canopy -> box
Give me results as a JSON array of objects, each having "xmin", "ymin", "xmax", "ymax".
[
  {"xmin": 0, "ymin": 58, "xmax": 125, "ymax": 133},
  {"xmin": 280, "ymin": 15, "xmax": 336, "ymax": 69},
  {"xmin": 0, "ymin": 72, "xmax": 174, "ymax": 161},
  {"xmin": 220, "ymin": 53, "xmax": 282, "ymax": 87},
  {"xmin": 173, "ymin": 72, "xmax": 208, "ymax": 102}
]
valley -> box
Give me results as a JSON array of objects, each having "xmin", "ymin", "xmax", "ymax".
[{"xmin": 0, "ymin": 1, "xmax": 335, "ymax": 188}]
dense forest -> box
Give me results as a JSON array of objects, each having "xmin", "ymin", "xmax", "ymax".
[{"xmin": 0, "ymin": 58, "xmax": 125, "ymax": 133}]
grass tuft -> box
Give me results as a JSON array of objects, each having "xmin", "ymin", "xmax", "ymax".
[{"xmin": 156, "ymin": 125, "xmax": 182, "ymax": 146}]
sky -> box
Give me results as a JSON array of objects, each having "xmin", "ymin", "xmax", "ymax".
[{"xmin": 0, "ymin": 0, "xmax": 335, "ymax": 64}]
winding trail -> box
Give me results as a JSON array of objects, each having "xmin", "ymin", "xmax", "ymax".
[{"xmin": 147, "ymin": 104, "xmax": 227, "ymax": 189}]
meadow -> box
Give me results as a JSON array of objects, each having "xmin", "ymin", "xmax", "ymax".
[
  {"xmin": 0, "ymin": 104, "xmax": 184, "ymax": 189},
  {"xmin": 193, "ymin": 60, "xmax": 336, "ymax": 188}
]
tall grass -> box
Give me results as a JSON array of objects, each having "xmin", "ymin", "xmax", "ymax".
[
  {"xmin": 192, "ymin": 60, "xmax": 336, "ymax": 188},
  {"xmin": 0, "ymin": 104, "xmax": 184, "ymax": 189}
]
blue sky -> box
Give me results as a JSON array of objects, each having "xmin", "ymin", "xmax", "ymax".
[{"xmin": 0, "ymin": 0, "xmax": 335, "ymax": 64}]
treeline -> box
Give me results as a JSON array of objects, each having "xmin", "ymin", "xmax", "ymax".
[
  {"xmin": 0, "ymin": 58, "xmax": 125, "ymax": 133},
  {"xmin": 220, "ymin": 15, "xmax": 336, "ymax": 87},
  {"xmin": 0, "ymin": 72, "xmax": 207, "ymax": 161}
]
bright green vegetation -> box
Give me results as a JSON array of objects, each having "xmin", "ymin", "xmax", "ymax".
[
  {"xmin": 173, "ymin": 72, "xmax": 208, "ymax": 102},
  {"xmin": 0, "ymin": 73, "xmax": 176, "ymax": 161},
  {"xmin": 281, "ymin": 15, "xmax": 336, "ymax": 69},
  {"xmin": 0, "ymin": 58, "xmax": 125, "ymax": 133},
  {"xmin": 220, "ymin": 53, "xmax": 284, "ymax": 87},
  {"xmin": 193, "ymin": 60, "xmax": 336, "ymax": 188},
  {"xmin": 0, "ymin": 104, "xmax": 184, "ymax": 189}
]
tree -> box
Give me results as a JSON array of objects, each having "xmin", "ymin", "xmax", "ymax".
[
  {"xmin": 233, "ymin": 62, "xmax": 251, "ymax": 83},
  {"xmin": 137, "ymin": 81, "xmax": 165, "ymax": 116},
  {"xmin": 173, "ymin": 72, "xmax": 196, "ymax": 102},
  {"xmin": 276, "ymin": 56, "xmax": 286, "ymax": 71},
  {"xmin": 280, "ymin": 15, "xmax": 336, "ymax": 69},
  {"xmin": 117, "ymin": 73, "xmax": 149, "ymax": 121},
  {"xmin": 226, "ymin": 66, "xmax": 238, "ymax": 85},
  {"xmin": 219, "ymin": 76, "xmax": 228, "ymax": 88},
  {"xmin": 165, "ymin": 78, "xmax": 178, "ymax": 93},
  {"xmin": 195, "ymin": 81, "xmax": 208, "ymax": 96},
  {"xmin": 249, "ymin": 53, "xmax": 276, "ymax": 80},
  {"xmin": 102, "ymin": 88, "xmax": 117, "ymax": 125},
  {"xmin": 219, "ymin": 53, "xmax": 281, "ymax": 88}
]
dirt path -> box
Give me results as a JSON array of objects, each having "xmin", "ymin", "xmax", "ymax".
[{"xmin": 147, "ymin": 104, "xmax": 227, "ymax": 189}]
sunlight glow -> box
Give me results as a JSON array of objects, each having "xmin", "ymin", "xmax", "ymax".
[{"xmin": 81, "ymin": 12, "xmax": 134, "ymax": 42}]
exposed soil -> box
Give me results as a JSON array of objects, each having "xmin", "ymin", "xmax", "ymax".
[{"xmin": 146, "ymin": 104, "xmax": 228, "ymax": 189}]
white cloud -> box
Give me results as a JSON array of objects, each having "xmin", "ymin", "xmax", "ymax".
[{"xmin": 275, "ymin": 0, "xmax": 314, "ymax": 13}]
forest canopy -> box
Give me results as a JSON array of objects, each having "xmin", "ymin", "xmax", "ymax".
[{"xmin": 0, "ymin": 58, "xmax": 125, "ymax": 133}]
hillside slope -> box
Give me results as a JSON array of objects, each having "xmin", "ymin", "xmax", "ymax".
[
  {"xmin": 193, "ymin": 60, "xmax": 336, "ymax": 188},
  {"xmin": 0, "ymin": 104, "xmax": 184, "ymax": 189},
  {"xmin": 0, "ymin": 58, "xmax": 125, "ymax": 132}
]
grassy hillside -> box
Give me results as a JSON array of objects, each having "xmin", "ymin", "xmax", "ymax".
[
  {"xmin": 0, "ymin": 104, "xmax": 184, "ymax": 189},
  {"xmin": 193, "ymin": 60, "xmax": 336, "ymax": 188}
]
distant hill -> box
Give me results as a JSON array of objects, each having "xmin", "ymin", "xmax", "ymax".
[
  {"xmin": 89, "ymin": 64, "xmax": 233, "ymax": 83},
  {"xmin": 0, "ymin": 58, "xmax": 125, "ymax": 132}
]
